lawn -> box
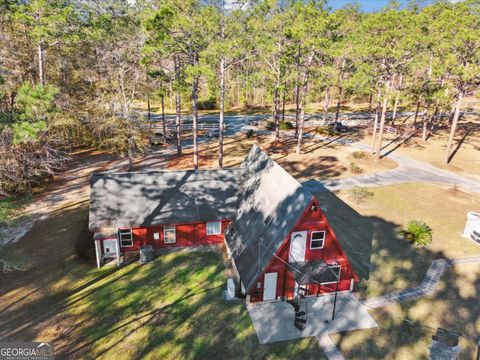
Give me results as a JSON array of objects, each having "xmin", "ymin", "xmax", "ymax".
[
  {"xmin": 316, "ymin": 182, "xmax": 480, "ymax": 359},
  {"xmin": 0, "ymin": 205, "xmax": 326, "ymax": 359}
]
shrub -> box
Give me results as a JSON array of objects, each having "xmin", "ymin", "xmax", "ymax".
[
  {"xmin": 197, "ymin": 97, "xmax": 217, "ymax": 110},
  {"xmin": 265, "ymin": 121, "xmax": 275, "ymax": 130},
  {"xmin": 265, "ymin": 121, "xmax": 294, "ymax": 131},
  {"xmin": 279, "ymin": 121, "xmax": 294, "ymax": 130},
  {"xmin": 315, "ymin": 126, "xmax": 337, "ymax": 136},
  {"xmin": 403, "ymin": 220, "xmax": 433, "ymax": 246},
  {"xmin": 352, "ymin": 151, "xmax": 367, "ymax": 159},
  {"xmin": 351, "ymin": 186, "xmax": 374, "ymax": 204},
  {"xmin": 349, "ymin": 162, "xmax": 363, "ymax": 174},
  {"xmin": 246, "ymin": 129, "xmax": 255, "ymax": 138}
]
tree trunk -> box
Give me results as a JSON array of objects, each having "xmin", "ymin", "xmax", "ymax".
[
  {"xmin": 371, "ymin": 89, "xmax": 381, "ymax": 154},
  {"xmin": 294, "ymin": 82, "xmax": 300, "ymax": 137},
  {"xmin": 147, "ymin": 93, "xmax": 151, "ymax": 122},
  {"xmin": 368, "ymin": 93, "xmax": 373, "ymax": 117},
  {"xmin": 174, "ymin": 57, "xmax": 182, "ymax": 155},
  {"xmin": 282, "ymin": 87, "xmax": 286, "ymax": 123},
  {"xmin": 274, "ymin": 84, "xmax": 280, "ymax": 142},
  {"xmin": 37, "ymin": 43, "xmax": 45, "ymax": 86},
  {"xmin": 322, "ymin": 87, "xmax": 330, "ymax": 126},
  {"xmin": 296, "ymin": 52, "xmax": 314, "ymax": 154},
  {"xmin": 334, "ymin": 85, "xmax": 342, "ymax": 123},
  {"xmin": 422, "ymin": 105, "xmax": 429, "ymax": 141},
  {"xmin": 413, "ymin": 98, "xmax": 421, "ymax": 127},
  {"xmin": 219, "ymin": 56, "xmax": 225, "ymax": 168},
  {"xmin": 391, "ymin": 74, "xmax": 402, "ymax": 125},
  {"xmin": 192, "ymin": 76, "xmax": 199, "ymax": 170},
  {"xmin": 374, "ymin": 86, "xmax": 390, "ymax": 161},
  {"xmin": 161, "ymin": 94, "xmax": 166, "ymax": 141},
  {"xmin": 444, "ymin": 91, "xmax": 463, "ymax": 164}
]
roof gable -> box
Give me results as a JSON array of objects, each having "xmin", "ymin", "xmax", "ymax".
[{"xmin": 225, "ymin": 145, "xmax": 314, "ymax": 292}]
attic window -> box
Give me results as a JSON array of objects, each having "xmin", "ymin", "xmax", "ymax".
[
  {"xmin": 264, "ymin": 215, "xmax": 272, "ymax": 226},
  {"xmin": 310, "ymin": 231, "xmax": 326, "ymax": 249},
  {"xmin": 254, "ymin": 201, "xmax": 261, "ymax": 211}
]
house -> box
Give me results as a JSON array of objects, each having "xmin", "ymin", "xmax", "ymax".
[{"xmin": 89, "ymin": 145, "xmax": 359, "ymax": 302}]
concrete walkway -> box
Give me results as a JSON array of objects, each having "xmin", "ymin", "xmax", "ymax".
[
  {"xmin": 361, "ymin": 255, "xmax": 480, "ymax": 309},
  {"xmin": 302, "ymin": 138, "xmax": 480, "ymax": 194},
  {"xmin": 317, "ymin": 334, "xmax": 346, "ymax": 360}
]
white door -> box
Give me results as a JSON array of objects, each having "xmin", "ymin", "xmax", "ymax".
[
  {"xmin": 103, "ymin": 239, "xmax": 116, "ymax": 254},
  {"xmin": 263, "ymin": 272, "xmax": 278, "ymax": 301},
  {"xmin": 289, "ymin": 231, "xmax": 308, "ymax": 262}
]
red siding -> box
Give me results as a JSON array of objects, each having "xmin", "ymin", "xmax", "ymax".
[
  {"xmin": 98, "ymin": 220, "xmax": 231, "ymax": 253},
  {"xmin": 248, "ymin": 198, "xmax": 357, "ymax": 302}
]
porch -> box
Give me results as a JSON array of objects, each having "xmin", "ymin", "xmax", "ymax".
[{"xmin": 247, "ymin": 292, "xmax": 377, "ymax": 344}]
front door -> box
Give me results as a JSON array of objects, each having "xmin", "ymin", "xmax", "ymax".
[
  {"xmin": 263, "ymin": 272, "xmax": 278, "ymax": 301},
  {"xmin": 289, "ymin": 231, "xmax": 307, "ymax": 262}
]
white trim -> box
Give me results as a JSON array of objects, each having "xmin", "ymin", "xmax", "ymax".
[
  {"xmin": 95, "ymin": 240, "xmax": 102, "ymax": 268},
  {"xmin": 164, "ymin": 225, "xmax": 176, "ymax": 243},
  {"xmin": 320, "ymin": 264, "xmax": 341, "ymax": 285},
  {"xmin": 206, "ymin": 221, "xmax": 222, "ymax": 235},
  {"xmin": 350, "ymin": 278, "xmax": 355, "ymax": 292},
  {"xmin": 115, "ymin": 236, "xmax": 121, "ymax": 266},
  {"xmin": 119, "ymin": 229, "xmax": 133, "ymax": 247},
  {"xmin": 310, "ymin": 230, "xmax": 326, "ymax": 250}
]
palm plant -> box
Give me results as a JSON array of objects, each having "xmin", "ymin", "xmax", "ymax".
[{"xmin": 403, "ymin": 220, "xmax": 433, "ymax": 246}]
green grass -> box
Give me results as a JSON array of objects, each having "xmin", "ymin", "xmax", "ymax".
[
  {"xmin": 0, "ymin": 205, "xmax": 325, "ymax": 359},
  {"xmin": 0, "ymin": 194, "xmax": 33, "ymax": 226},
  {"xmin": 60, "ymin": 250, "xmax": 326, "ymax": 359}
]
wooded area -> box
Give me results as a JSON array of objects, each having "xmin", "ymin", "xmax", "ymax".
[{"xmin": 1, "ymin": 0, "xmax": 479, "ymax": 195}]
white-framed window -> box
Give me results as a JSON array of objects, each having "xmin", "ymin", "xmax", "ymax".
[
  {"xmin": 206, "ymin": 221, "xmax": 222, "ymax": 235},
  {"xmin": 321, "ymin": 264, "xmax": 341, "ymax": 285},
  {"xmin": 119, "ymin": 229, "xmax": 133, "ymax": 247},
  {"xmin": 164, "ymin": 225, "xmax": 176, "ymax": 243},
  {"xmin": 310, "ymin": 231, "xmax": 326, "ymax": 249}
]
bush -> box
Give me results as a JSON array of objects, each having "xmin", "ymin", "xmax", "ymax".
[
  {"xmin": 352, "ymin": 151, "xmax": 367, "ymax": 159},
  {"xmin": 197, "ymin": 97, "xmax": 217, "ymax": 110},
  {"xmin": 315, "ymin": 126, "xmax": 337, "ymax": 136},
  {"xmin": 279, "ymin": 121, "xmax": 294, "ymax": 130},
  {"xmin": 403, "ymin": 220, "xmax": 433, "ymax": 246},
  {"xmin": 246, "ymin": 129, "xmax": 255, "ymax": 138},
  {"xmin": 351, "ymin": 186, "xmax": 374, "ymax": 204},
  {"xmin": 349, "ymin": 162, "xmax": 363, "ymax": 174},
  {"xmin": 265, "ymin": 121, "xmax": 293, "ymax": 131}
]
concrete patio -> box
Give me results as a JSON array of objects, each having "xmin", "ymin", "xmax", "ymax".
[{"xmin": 247, "ymin": 293, "xmax": 378, "ymax": 344}]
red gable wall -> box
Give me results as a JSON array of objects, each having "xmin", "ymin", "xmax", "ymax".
[{"xmin": 248, "ymin": 198, "xmax": 357, "ymax": 302}]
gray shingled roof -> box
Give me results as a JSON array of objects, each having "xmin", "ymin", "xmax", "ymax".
[
  {"xmin": 224, "ymin": 145, "xmax": 314, "ymax": 293},
  {"xmin": 89, "ymin": 168, "xmax": 245, "ymax": 231}
]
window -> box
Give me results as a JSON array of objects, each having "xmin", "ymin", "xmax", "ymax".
[
  {"xmin": 320, "ymin": 264, "xmax": 341, "ymax": 284},
  {"xmin": 164, "ymin": 225, "xmax": 176, "ymax": 243},
  {"xmin": 264, "ymin": 215, "xmax": 272, "ymax": 226},
  {"xmin": 206, "ymin": 221, "xmax": 222, "ymax": 235},
  {"xmin": 310, "ymin": 231, "xmax": 326, "ymax": 249},
  {"xmin": 119, "ymin": 229, "xmax": 133, "ymax": 247}
]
